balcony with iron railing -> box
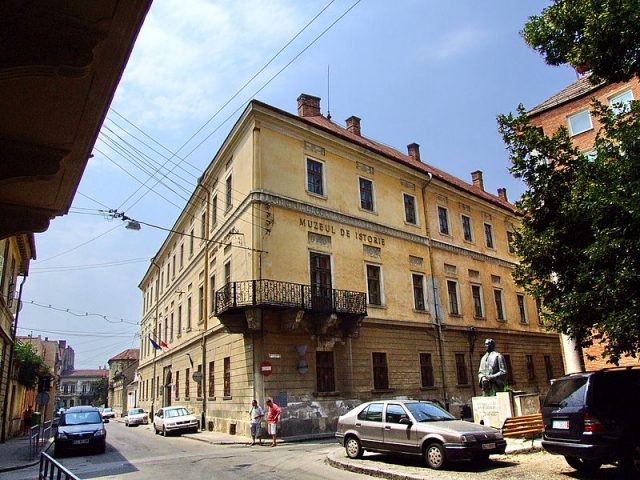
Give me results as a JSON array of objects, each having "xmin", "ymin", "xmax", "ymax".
[{"xmin": 214, "ymin": 279, "xmax": 367, "ymax": 334}]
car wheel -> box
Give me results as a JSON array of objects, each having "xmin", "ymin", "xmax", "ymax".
[
  {"xmin": 622, "ymin": 441, "xmax": 640, "ymax": 478},
  {"xmin": 97, "ymin": 442, "xmax": 106, "ymax": 454},
  {"xmin": 344, "ymin": 436, "xmax": 363, "ymax": 459},
  {"xmin": 564, "ymin": 456, "xmax": 602, "ymax": 473},
  {"xmin": 162, "ymin": 426, "xmax": 168, "ymax": 437},
  {"xmin": 424, "ymin": 443, "xmax": 446, "ymax": 470}
]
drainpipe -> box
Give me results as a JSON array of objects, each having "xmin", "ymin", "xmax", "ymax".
[
  {"xmin": 421, "ymin": 174, "xmax": 449, "ymax": 410},
  {"xmin": 1, "ymin": 273, "xmax": 27, "ymax": 443},
  {"xmin": 150, "ymin": 259, "xmax": 160, "ymax": 420},
  {"xmin": 200, "ymin": 183, "xmax": 210, "ymax": 431}
]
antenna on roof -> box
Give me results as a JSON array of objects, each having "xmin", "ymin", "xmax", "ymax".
[{"xmin": 327, "ymin": 64, "xmax": 332, "ymax": 120}]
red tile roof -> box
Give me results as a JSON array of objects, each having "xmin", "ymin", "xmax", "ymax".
[
  {"xmin": 528, "ymin": 74, "xmax": 605, "ymax": 116},
  {"xmin": 63, "ymin": 369, "xmax": 109, "ymax": 378},
  {"xmin": 108, "ymin": 348, "xmax": 140, "ymax": 362},
  {"xmin": 254, "ymin": 101, "xmax": 516, "ymax": 213}
]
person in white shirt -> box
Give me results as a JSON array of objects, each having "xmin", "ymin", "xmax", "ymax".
[{"xmin": 249, "ymin": 399, "xmax": 264, "ymax": 445}]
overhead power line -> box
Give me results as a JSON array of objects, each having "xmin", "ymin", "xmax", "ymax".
[
  {"xmin": 24, "ymin": 299, "xmax": 139, "ymax": 325},
  {"xmin": 35, "ymin": 223, "xmax": 124, "ymax": 264}
]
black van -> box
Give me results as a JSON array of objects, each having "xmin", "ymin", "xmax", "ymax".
[{"xmin": 541, "ymin": 367, "xmax": 640, "ymax": 476}]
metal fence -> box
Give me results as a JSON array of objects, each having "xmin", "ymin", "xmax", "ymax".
[
  {"xmin": 39, "ymin": 452, "xmax": 81, "ymax": 480},
  {"xmin": 29, "ymin": 420, "xmax": 53, "ymax": 458}
]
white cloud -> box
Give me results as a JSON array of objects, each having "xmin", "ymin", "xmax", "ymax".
[{"xmin": 420, "ymin": 26, "xmax": 491, "ymax": 63}]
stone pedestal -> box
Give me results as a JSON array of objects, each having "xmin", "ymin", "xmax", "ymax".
[
  {"xmin": 513, "ymin": 393, "xmax": 541, "ymax": 416},
  {"xmin": 472, "ymin": 392, "xmax": 514, "ymax": 428}
]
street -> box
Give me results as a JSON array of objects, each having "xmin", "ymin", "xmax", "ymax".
[{"xmin": 3, "ymin": 422, "xmax": 632, "ymax": 480}]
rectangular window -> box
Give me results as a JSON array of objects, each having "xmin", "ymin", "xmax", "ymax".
[
  {"xmin": 224, "ymin": 261, "xmax": 231, "ymax": 286},
  {"xmin": 461, "ymin": 215, "xmax": 473, "ymax": 242},
  {"xmin": 455, "ymin": 353, "xmax": 468, "ymax": 385},
  {"xmin": 447, "ymin": 280, "xmax": 460, "ymax": 315},
  {"xmin": 82, "ymin": 383, "xmax": 87, "ymax": 393},
  {"xmin": 170, "ymin": 312, "xmax": 174, "ymax": 341},
  {"xmin": 316, "ymin": 351, "xmax": 335, "ymax": 393},
  {"xmin": 438, "ymin": 206, "xmax": 449, "ymax": 235},
  {"xmin": 366, "ymin": 264, "xmax": 382, "ymax": 305},
  {"xmin": 172, "ymin": 255, "xmax": 176, "ymax": 278},
  {"xmin": 175, "ymin": 371, "xmax": 180, "ymax": 400},
  {"xmin": 504, "ymin": 354, "xmax": 514, "ymax": 386},
  {"xmin": 201, "ymin": 212, "xmax": 206, "ymax": 242},
  {"xmin": 484, "ymin": 223, "xmax": 494, "ymax": 248},
  {"xmin": 608, "ymin": 89, "xmax": 633, "ymax": 115},
  {"xmin": 198, "ymin": 286, "xmax": 204, "ymax": 323},
  {"xmin": 164, "ymin": 320, "xmax": 168, "ymax": 343},
  {"xmin": 156, "ymin": 376, "xmax": 160, "ymax": 397},
  {"xmin": 208, "ymin": 361, "xmax": 215, "ymax": 397},
  {"xmin": 359, "ymin": 177, "xmax": 374, "ymax": 211},
  {"xmin": 158, "ymin": 321, "xmax": 162, "ymax": 343},
  {"xmin": 197, "ymin": 365, "xmax": 202, "ymax": 398},
  {"xmin": 190, "ymin": 230, "xmax": 194, "ymax": 255},
  {"xmin": 567, "ymin": 109, "xmax": 593, "ymax": 136},
  {"xmin": 412, "ymin": 273, "xmax": 426, "ymax": 311},
  {"xmin": 526, "ymin": 354, "xmax": 535, "ymax": 381},
  {"xmin": 177, "ymin": 305, "xmax": 182, "ymax": 336},
  {"xmin": 225, "ymin": 175, "xmax": 232, "ymax": 211},
  {"xmin": 160, "ymin": 270, "xmax": 164, "ymax": 293},
  {"xmin": 420, "ymin": 353, "xmax": 434, "ymax": 387},
  {"xmin": 210, "ymin": 274, "xmax": 216, "ymax": 314},
  {"xmin": 507, "ymin": 231, "xmax": 515, "ymax": 254},
  {"xmin": 372, "ymin": 352, "xmax": 389, "ymax": 390},
  {"xmin": 403, "ymin": 193, "xmax": 417, "ymax": 224},
  {"xmin": 223, "ymin": 357, "xmax": 231, "ymax": 397},
  {"xmin": 494, "ymin": 289, "xmax": 505, "ymax": 321},
  {"xmin": 180, "ymin": 244, "xmax": 184, "ymax": 269},
  {"xmin": 517, "ymin": 294, "xmax": 528, "ymax": 323},
  {"xmin": 211, "ymin": 195, "xmax": 218, "ymax": 227},
  {"xmin": 471, "ymin": 284, "xmax": 484, "ymax": 318},
  {"xmin": 306, "ymin": 158, "xmax": 324, "ymax": 195},
  {"xmin": 187, "ymin": 297, "xmax": 192, "ymax": 329},
  {"xmin": 544, "ymin": 355, "xmax": 553, "ymax": 381},
  {"xmin": 185, "ymin": 368, "xmax": 190, "ymax": 398},
  {"xmin": 536, "ymin": 298, "xmax": 544, "ymax": 325}
]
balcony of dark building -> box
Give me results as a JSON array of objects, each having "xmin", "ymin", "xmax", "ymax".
[{"xmin": 214, "ymin": 279, "xmax": 367, "ymax": 337}]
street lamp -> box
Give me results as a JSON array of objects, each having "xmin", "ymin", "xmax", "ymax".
[{"xmin": 466, "ymin": 327, "xmax": 478, "ymax": 397}]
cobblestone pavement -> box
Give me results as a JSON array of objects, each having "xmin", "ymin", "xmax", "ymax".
[{"xmin": 328, "ymin": 448, "xmax": 630, "ymax": 479}]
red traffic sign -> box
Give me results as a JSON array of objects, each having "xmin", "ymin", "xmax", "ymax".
[{"xmin": 260, "ymin": 361, "xmax": 273, "ymax": 376}]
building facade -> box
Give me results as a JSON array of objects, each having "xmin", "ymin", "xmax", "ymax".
[
  {"xmin": 528, "ymin": 74, "xmax": 640, "ymax": 371},
  {"xmin": 136, "ymin": 94, "xmax": 562, "ymax": 437},
  {"xmin": 107, "ymin": 349, "xmax": 139, "ymax": 416},
  {"xmin": 58, "ymin": 369, "xmax": 109, "ymax": 409}
]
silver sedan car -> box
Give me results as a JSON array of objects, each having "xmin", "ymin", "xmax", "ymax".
[{"xmin": 336, "ymin": 400, "xmax": 506, "ymax": 470}]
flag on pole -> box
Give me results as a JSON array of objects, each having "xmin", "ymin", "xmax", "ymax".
[{"xmin": 149, "ymin": 336, "xmax": 161, "ymax": 350}]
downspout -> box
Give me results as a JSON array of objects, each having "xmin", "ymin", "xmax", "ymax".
[
  {"xmin": 1, "ymin": 273, "xmax": 27, "ymax": 443},
  {"xmin": 421, "ymin": 173, "xmax": 449, "ymax": 410},
  {"xmin": 200, "ymin": 182, "xmax": 210, "ymax": 431},
  {"xmin": 252, "ymin": 122, "xmax": 262, "ymax": 404},
  {"xmin": 150, "ymin": 259, "xmax": 160, "ymax": 419}
]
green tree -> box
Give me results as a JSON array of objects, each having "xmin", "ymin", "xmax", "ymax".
[
  {"xmin": 498, "ymin": 98, "xmax": 640, "ymax": 364},
  {"xmin": 88, "ymin": 378, "xmax": 109, "ymax": 407},
  {"xmin": 14, "ymin": 342, "xmax": 49, "ymax": 389},
  {"xmin": 522, "ymin": 0, "xmax": 640, "ymax": 83}
]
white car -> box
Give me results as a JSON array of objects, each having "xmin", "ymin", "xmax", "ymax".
[
  {"xmin": 153, "ymin": 406, "xmax": 198, "ymax": 436},
  {"xmin": 101, "ymin": 408, "xmax": 116, "ymax": 420},
  {"xmin": 124, "ymin": 408, "xmax": 148, "ymax": 427}
]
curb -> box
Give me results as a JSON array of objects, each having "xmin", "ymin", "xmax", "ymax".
[
  {"xmin": 326, "ymin": 449, "xmax": 426, "ymax": 480},
  {"xmin": 0, "ymin": 438, "xmax": 53, "ymax": 474},
  {"xmin": 182, "ymin": 431, "xmax": 335, "ymax": 446}
]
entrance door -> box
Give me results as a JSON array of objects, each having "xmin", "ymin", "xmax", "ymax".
[
  {"xmin": 309, "ymin": 252, "xmax": 332, "ymax": 312},
  {"xmin": 163, "ymin": 368, "xmax": 172, "ymax": 407}
]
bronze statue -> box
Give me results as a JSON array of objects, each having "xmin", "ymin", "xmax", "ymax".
[{"xmin": 478, "ymin": 339, "xmax": 507, "ymax": 396}]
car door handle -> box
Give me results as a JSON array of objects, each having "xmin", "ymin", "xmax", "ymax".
[
  {"xmin": 355, "ymin": 423, "xmax": 361, "ymax": 427},
  {"xmin": 385, "ymin": 426, "xmax": 391, "ymax": 430}
]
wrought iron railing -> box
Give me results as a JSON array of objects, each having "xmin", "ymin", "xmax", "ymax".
[
  {"xmin": 39, "ymin": 452, "xmax": 81, "ymax": 480},
  {"xmin": 215, "ymin": 279, "xmax": 367, "ymax": 316}
]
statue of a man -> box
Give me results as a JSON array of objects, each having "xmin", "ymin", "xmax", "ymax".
[{"xmin": 478, "ymin": 338, "xmax": 507, "ymax": 396}]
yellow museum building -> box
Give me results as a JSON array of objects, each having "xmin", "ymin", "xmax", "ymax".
[{"xmin": 136, "ymin": 94, "xmax": 562, "ymax": 436}]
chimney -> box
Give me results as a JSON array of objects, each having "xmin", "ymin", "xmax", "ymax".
[
  {"xmin": 407, "ymin": 143, "xmax": 421, "ymax": 162},
  {"xmin": 346, "ymin": 116, "xmax": 361, "ymax": 136},
  {"xmin": 471, "ymin": 170, "xmax": 484, "ymax": 191},
  {"xmin": 497, "ymin": 188, "xmax": 508, "ymax": 202},
  {"xmin": 297, "ymin": 94, "xmax": 321, "ymax": 117}
]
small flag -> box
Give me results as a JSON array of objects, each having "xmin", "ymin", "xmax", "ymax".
[
  {"xmin": 160, "ymin": 341, "xmax": 169, "ymax": 348},
  {"xmin": 149, "ymin": 337, "xmax": 161, "ymax": 350}
]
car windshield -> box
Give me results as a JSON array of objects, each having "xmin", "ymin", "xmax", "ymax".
[
  {"xmin": 165, "ymin": 408, "xmax": 190, "ymax": 418},
  {"xmin": 544, "ymin": 377, "xmax": 588, "ymax": 408},
  {"xmin": 405, "ymin": 402, "xmax": 455, "ymax": 422},
  {"xmin": 128, "ymin": 409, "xmax": 144, "ymax": 415},
  {"xmin": 62, "ymin": 411, "xmax": 102, "ymax": 426}
]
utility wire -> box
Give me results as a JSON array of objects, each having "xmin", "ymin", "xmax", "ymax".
[
  {"xmin": 24, "ymin": 299, "xmax": 139, "ymax": 325},
  {"xmin": 35, "ymin": 223, "xmax": 124, "ymax": 264},
  {"xmin": 30, "ymin": 258, "xmax": 149, "ymax": 273},
  {"xmin": 17, "ymin": 326, "xmax": 137, "ymax": 338}
]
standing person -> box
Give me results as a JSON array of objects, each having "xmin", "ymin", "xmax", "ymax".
[
  {"xmin": 22, "ymin": 405, "xmax": 33, "ymax": 435},
  {"xmin": 265, "ymin": 398, "xmax": 281, "ymax": 447},
  {"xmin": 249, "ymin": 399, "xmax": 264, "ymax": 446}
]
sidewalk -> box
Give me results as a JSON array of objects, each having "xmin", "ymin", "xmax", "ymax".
[
  {"xmin": 0, "ymin": 433, "xmax": 53, "ymax": 473},
  {"xmin": 326, "ymin": 438, "xmax": 543, "ymax": 480}
]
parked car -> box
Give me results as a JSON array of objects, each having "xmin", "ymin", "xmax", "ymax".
[
  {"xmin": 541, "ymin": 367, "xmax": 640, "ymax": 476},
  {"xmin": 125, "ymin": 408, "xmax": 148, "ymax": 427},
  {"xmin": 54, "ymin": 406, "xmax": 106, "ymax": 457},
  {"xmin": 101, "ymin": 407, "xmax": 116, "ymax": 420},
  {"xmin": 336, "ymin": 400, "xmax": 506, "ymax": 470},
  {"xmin": 153, "ymin": 406, "xmax": 199, "ymax": 436}
]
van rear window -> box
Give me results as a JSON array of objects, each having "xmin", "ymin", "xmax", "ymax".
[{"xmin": 544, "ymin": 377, "xmax": 588, "ymax": 407}]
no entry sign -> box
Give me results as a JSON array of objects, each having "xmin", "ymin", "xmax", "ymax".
[{"xmin": 260, "ymin": 361, "xmax": 273, "ymax": 376}]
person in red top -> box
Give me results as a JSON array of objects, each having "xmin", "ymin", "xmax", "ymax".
[{"xmin": 265, "ymin": 398, "xmax": 281, "ymax": 447}]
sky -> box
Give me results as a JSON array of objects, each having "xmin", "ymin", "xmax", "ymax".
[{"xmin": 20, "ymin": 0, "xmax": 578, "ymax": 369}]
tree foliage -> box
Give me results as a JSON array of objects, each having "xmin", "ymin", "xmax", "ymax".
[
  {"xmin": 88, "ymin": 378, "xmax": 109, "ymax": 407},
  {"xmin": 522, "ymin": 0, "xmax": 640, "ymax": 83},
  {"xmin": 14, "ymin": 342, "xmax": 49, "ymax": 389},
  {"xmin": 498, "ymin": 99, "xmax": 640, "ymax": 363}
]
